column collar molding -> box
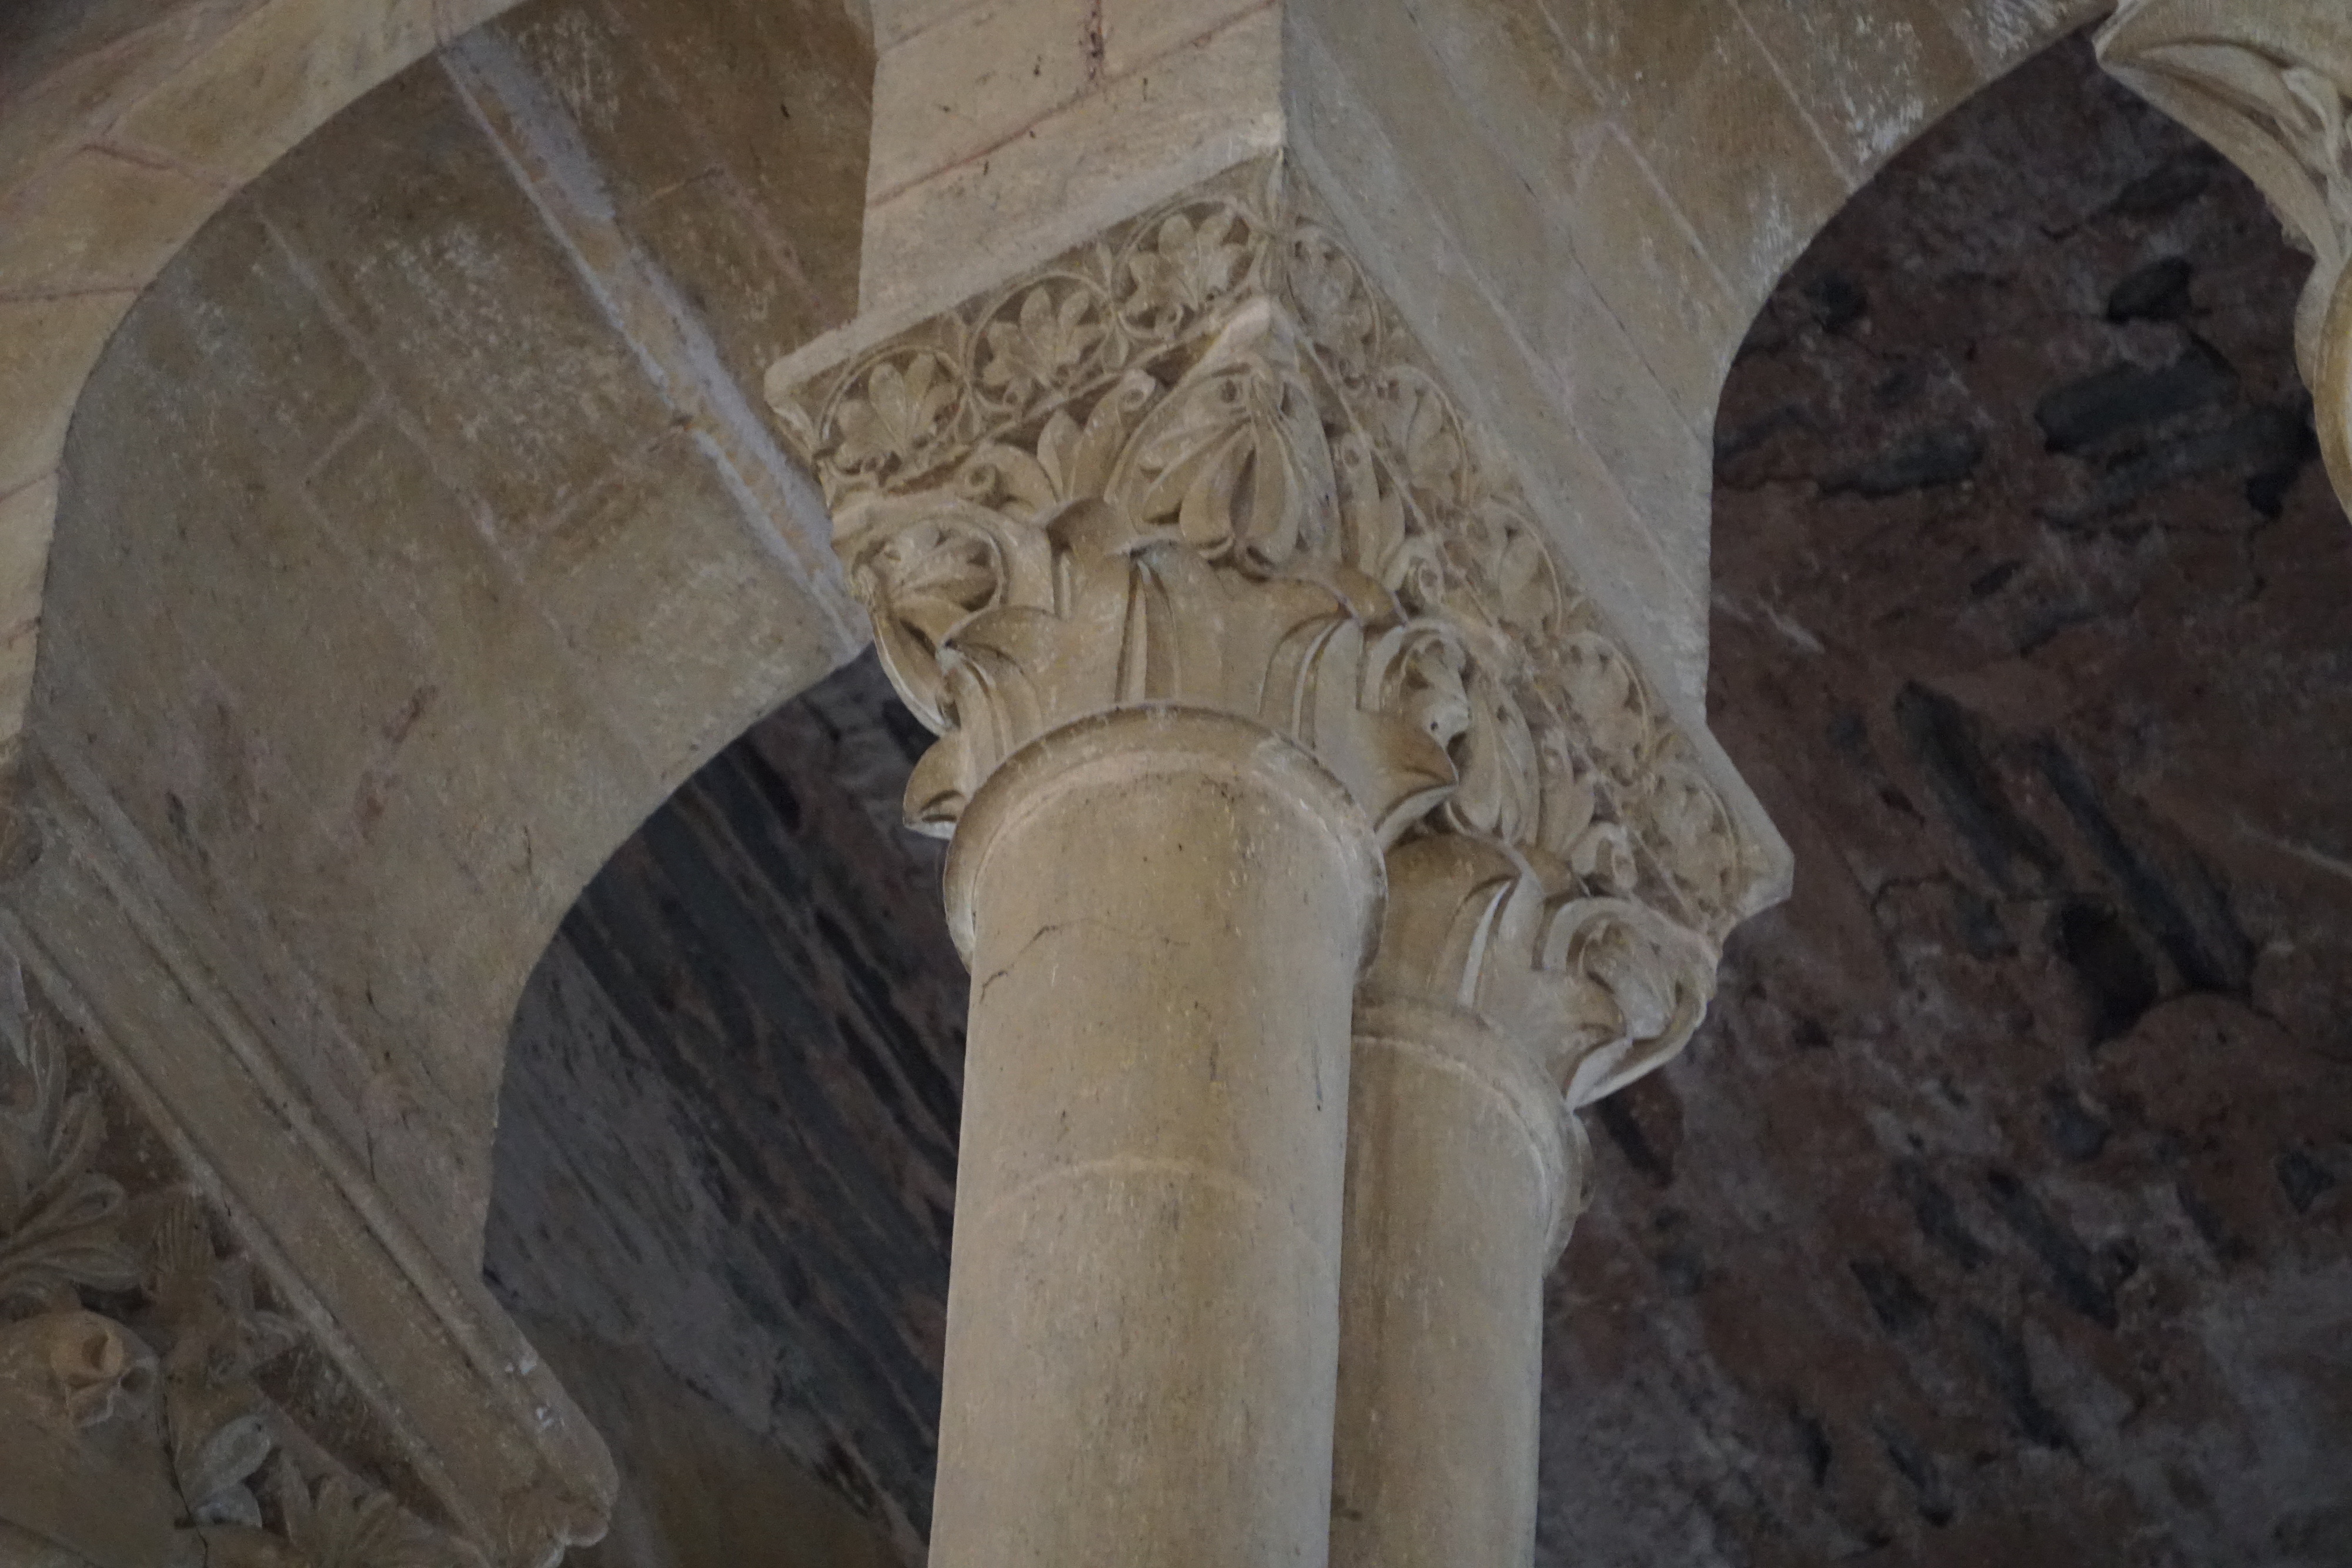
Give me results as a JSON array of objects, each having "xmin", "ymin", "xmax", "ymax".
[{"xmin": 767, "ymin": 156, "xmax": 1789, "ymax": 950}]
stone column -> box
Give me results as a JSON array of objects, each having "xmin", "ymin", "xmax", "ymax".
[
  {"xmin": 1331, "ymin": 836, "xmax": 1716, "ymax": 1568},
  {"xmin": 770, "ymin": 162, "xmax": 1782, "ymax": 1566},
  {"xmin": 928, "ymin": 707, "xmax": 1382, "ymax": 1566},
  {"xmin": 773, "ymin": 275, "xmax": 1466, "ymax": 1564},
  {"xmin": 2100, "ymin": 2, "xmax": 2352, "ymax": 506}
]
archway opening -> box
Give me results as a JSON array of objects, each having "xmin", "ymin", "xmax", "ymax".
[{"xmin": 487, "ymin": 29, "xmax": 2352, "ymax": 1567}]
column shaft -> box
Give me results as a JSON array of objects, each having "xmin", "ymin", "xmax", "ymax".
[
  {"xmin": 1331, "ymin": 998, "xmax": 1574, "ymax": 1568},
  {"xmin": 930, "ymin": 708, "xmax": 1382, "ymax": 1568}
]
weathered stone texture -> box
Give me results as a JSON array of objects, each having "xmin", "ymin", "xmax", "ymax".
[
  {"xmin": 491, "ymin": 657, "xmax": 957, "ymax": 1567},
  {"xmin": 39, "ymin": 0, "xmax": 873, "ymax": 1268},
  {"xmin": 493, "ymin": 32, "xmax": 2352, "ymax": 1567},
  {"xmin": 1544, "ymin": 35, "xmax": 2352, "ymax": 1566}
]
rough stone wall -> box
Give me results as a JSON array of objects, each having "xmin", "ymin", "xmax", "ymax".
[
  {"xmin": 1545, "ymin": 35, "xmax": 2352, "ymax": 1567},
  {"xmin": 490, "ymin": 31, "xmax": 2352, "ymax": 1568}
]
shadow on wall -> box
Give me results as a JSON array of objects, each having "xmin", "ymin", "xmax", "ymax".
[
  {"xmin": 487, "ymin": 654, "xmax": 960, "ymax": 1568},
  {"xmin": 487, "ymin": 28, "xmax": 2352, "ymax": 1568}
]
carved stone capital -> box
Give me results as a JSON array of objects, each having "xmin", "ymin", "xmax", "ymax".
[
  {"xmin": 1370, "ymin": 834, "xmax": 1717, "ymax": 1111},
  {"xmin": 770, "ymin": 157, "xmax": 1778, "ymax": 952},
  {"xmin": 2099, "ymin": 1, "xmax": 2352, "ymax": 497},
  {"xmin": 1363, "ymin": 831, "xmax": 1717, "ymax": 1255}
]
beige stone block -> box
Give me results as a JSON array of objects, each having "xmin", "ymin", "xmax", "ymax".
[
  {"xmin": 0, "ymin": 292, "xmax": 128, "ymax": 496},
  {"xmin": 1565, "ymin": 128, "xmax": 1743, "ymax": 429},
  {"xmin": 31, "ymin": 258, "xmax": 633, "ymax": 1268},
  {"xmin": 493, "ymin": 0, "xmax": 875, "ymax": 324},
  {"xmin": 1295, "ymin": 0, "xmax": 1553, "ymax": 352},
  {"xmin": 1362, "ymin": 0, "xmax": 1601, "ymax": 195},
  {"xmin": 1631, "ymin": 24, "xmax": 1855, "ymax": 317},
  {"xmin": 868, "ymin": 0, "xmax": 1094, "ymax": 198},
  {"xmin": 1298, "ymin": 0, "xmax": 1715, "ymax": 526},
  {"xmin": 629, "ymin": 173, "xmax": 829, "ymax": 401},
  {"xmin": 861, "ymin": 3, "xmax": 1282, "ymax": 314},
  {"xmin": 107, "ymin": 201, "xmax": 376, "ymax": 469},
  {"xmin": 527, "ymin": 432, "xmax": 846, "ymax": 787},
  {"xmin": 495, "ymin": 0, "xmax": 713, "ymax": 199},
  {"xmin": 0, "ymin": 146, "xmax": 224, "ymax": 296},
  {"xmin": 1287, "ymin": 27, "xmax": 1710, "ymax": 693},
  {"xmin": 0, "ymin": 0, "xmax": 248, "ymax": 206},
  {"xmin": 260, "ymin": 66, "xmax": 671, "ymax": 541},
  {"xmin": 305, "ymin": 408, "xmax": 657, "ymax": 880},
  {"xmin": 610, "ymin": 0, "xmax": 874, "ymax": 319},
  {"xmin": 1945, "ymin": 0, "xmax": 2110, "ymax": 76},
  {"xmin": 248, "ymin": 444, "xmax": 659, "ymax": 1227},
  {"xmin": 182, "ymin": 502, "xmax": 429, "ymax": 857},
  {"xmin": 1737, "ymin": 0, "xmax": 1981, "ymax": 181},
  {"xmin": 0, "ymin": 620, "xmax": 37, "ymax": 745},
  {"xmin": 42, "ymin": 424, "xmax": 286, "ymax": 914},
  {"xmin": 112, "ymin": 0, "xmax": 439, "ymax": 182},
  {"xmin": 1539, "ymin": 0, "xmax": 1718, "ymax": 133},
  {"xmin": 1535, "ymin": 261, "xmax": 1715, "ymax": 517},
  {"xmin": 0, "ymin": 0, "xmax": 223, "ymax": 101},
  {"xmin": 1099, "ymin": 0, "xmax": 1265, "ymax": 78},
  {"xmin": 0, "ymin": 474, "xmax": 58, "ymax": 646},
  {"xmin": 868, "ymin": 0, "xmax": 981, "ymax": 51},
  {"xmin": 54, "ymin": 339, "xmax": 416, "ymax": 885}
]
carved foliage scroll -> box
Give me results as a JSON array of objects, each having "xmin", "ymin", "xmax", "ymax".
[
  {"xmin": 0, "ymin": 968, "xmax": 477, "ymax": 1568},
  {"xmin": 773, "ymin": 159, "xmax": 1769, "ymax": 950}
]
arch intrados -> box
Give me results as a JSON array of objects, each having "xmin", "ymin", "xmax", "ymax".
[
  {"xmin": 10, "ymin": 0, "xmax": 2133, "ymax": 1253},
  {"xmin": 6, "ymin": 0, "xmax": 2112, "ymax": 773}
]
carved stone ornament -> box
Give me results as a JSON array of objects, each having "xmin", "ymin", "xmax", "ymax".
[
  {"xmin": 770, "ymin": 158, "xmax": 1775, "ymax": 965},
  {"xmin": 0, "ymin": 961, "xmax": 481, "ymax": 1568},
  {"xmin": 2099, "ymin": 1, "xmax": 2352, "ymax": 492}
]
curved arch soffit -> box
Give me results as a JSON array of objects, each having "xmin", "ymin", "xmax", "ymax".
[
  {"xmin": 1705, "ymin": 0, "xmax": 2120, "ymax": 418},
  {"xmin": 7, "ymin": 0, "xmax": 2120, "ymax": 771},
  {"xmin": 1, "ymin": 0, "xmax": 533, "ymax": 733}
]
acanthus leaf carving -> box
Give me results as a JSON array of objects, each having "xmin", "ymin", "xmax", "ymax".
[
  {"xmin": 771, "ymin": 157, "xmax": 1775, "ymax": 957},
  {"xmin": 0, "ymin": 963, "xmax": 484, "ymax": 1568},
  {"xmin": 1369, "ymin": 834, "xmax": 1716, "ymax": 1112},
  {"xmin": 0, "ymin": 989, "xmax": 139, "ymax": 1316}
]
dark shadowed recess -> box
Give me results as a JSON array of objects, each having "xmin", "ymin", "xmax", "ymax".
[
  {"xmin": 487, "ymin": 29, "xmax": 2352, "ymax": 1568},
  {"xmin": 485, "ymin": 660, "xmax": 961, "ymax": 1565}
]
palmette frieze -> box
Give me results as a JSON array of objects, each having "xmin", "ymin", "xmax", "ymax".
[{"xmin": 771, "ymin": 157, "xmax": 1770, "ymax": 951}]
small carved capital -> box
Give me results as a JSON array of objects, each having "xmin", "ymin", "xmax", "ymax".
[
  {"xmin": 2100, "ymin": 1, "xmax": 2352, "ymax": 493},
  {"xmin": 1371, "ymin": 834, "xmax": 1716, "ymax": 1112},
  {"xmin": 1366, "ymin": 831, "xmax": 1715, "ymax": 1252},
  {"xmin": 771, "ymin": 158, "xmax": 1775, "ymax": 947}
]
